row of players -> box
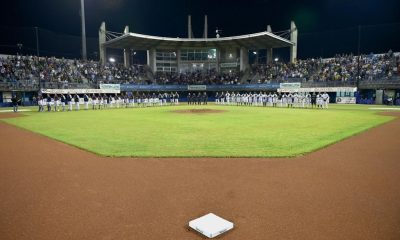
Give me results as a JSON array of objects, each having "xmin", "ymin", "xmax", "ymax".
[
  {"xmin": 36, "ymin": 91, "xmax": 330, "ymax": 112},
  {"xmin": 214, "ymin": 92, "xmax": 330, "ymax": 108},
  {"xmin": 37, "ymin": 92, "xmax": 181, "ymax": 112}
]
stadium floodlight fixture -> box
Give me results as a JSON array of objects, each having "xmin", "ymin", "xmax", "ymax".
[
  {"xmin": 109, "ymin": 57, "xmax": 116, "ymax": 63},
  {"xmin": 274, "ymin": 58, "xmax": 279, "ymax": 62}
]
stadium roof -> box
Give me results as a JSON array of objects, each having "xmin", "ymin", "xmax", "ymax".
[{"xmin": 103, "ymin": 31, "xmax": 293, "ymax": 50}]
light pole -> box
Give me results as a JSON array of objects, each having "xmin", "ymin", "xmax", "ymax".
[{"xmin": 80, "ymin": 0, "xmax": 87, "ymax": 60}]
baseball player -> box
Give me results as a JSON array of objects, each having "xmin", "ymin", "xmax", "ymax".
[
  {"xmin": 83, "ymin": 93, "xmax": 89, "ymax": 110},
  {"xmin": 74, "ymin": 93, "xmax": 80, "ymax": 111},
  {"xmin": 203, "ymin": 92, "xmax": 208, "ymax": 105},
  {"xmin": 60, "ymin": 94, "xmax": 66, "ymax": 111},
  {"xmin": 46, "ymin": 94, "xmax": 52, "ymax": 112},
  {"xmin": 67, "ymin": 93, "xmax": 73, "ymax": 111},
  {"xmin": 272, "ymin": 92, "xmax": 278, "ymax": 107},
  {"xmin": 91, "ymin": 94, "xmax": 97, "ymax": 110},
  {"xmin": 175, "ymin": 92, "xmax": 180, "ymax": 105},
  {"xmin": 322, "ymin": 92, "xmax": 330, "ymax": 109},
  {"xmin": 54, "ymin": 94, "xmax": 59, "ymax": 112},
  {"xmin": 287, "ymin": 92, "xmax": 293, "ymax": 108},
  {"xmin": 317, "ymin": 93, "xmax": 323, "ymax": 109}
]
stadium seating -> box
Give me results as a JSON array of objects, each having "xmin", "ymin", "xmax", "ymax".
[{"xmin": 1, "ymin": 51, "xmax": 398, "ymax": 88}]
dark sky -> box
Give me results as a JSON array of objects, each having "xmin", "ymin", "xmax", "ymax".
[{"xmin": 2, "ymin": 0, "xmax": 400, "ymax": 59}]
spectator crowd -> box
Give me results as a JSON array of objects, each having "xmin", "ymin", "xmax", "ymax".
[
  {"xmin": 251, "ymin": 50, "xmax": 400, "ymax": 83},
  {"xmin": 0, "ymin": 50, "xmax": 399, "ymax": 88},
  {"xmin": 155, "ymin": 69, "xmax": 241, "ymax": 85}
]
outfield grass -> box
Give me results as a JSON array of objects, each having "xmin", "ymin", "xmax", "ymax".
[{"xmin": 2, "ymin": 104, "xmax": 395, "ymax": 157}]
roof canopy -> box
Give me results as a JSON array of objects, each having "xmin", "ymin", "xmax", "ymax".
[{"xmin": 103, "ymin": 31, "xmax": 293, "ymax": 50}]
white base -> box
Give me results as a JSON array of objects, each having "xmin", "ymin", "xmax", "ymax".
[{"xmin": 189, "ymin": 213, "xmax": 234, "ymax": 238}]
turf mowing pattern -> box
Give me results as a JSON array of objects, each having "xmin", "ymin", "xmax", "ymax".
[{"xmin": 2, "ymin": 104, "xmax": 395, "ymax": 157}]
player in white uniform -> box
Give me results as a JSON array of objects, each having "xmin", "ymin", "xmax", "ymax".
[
  {"xmin": 322, "ymin": 92, "xmax": 330, "ymax": 109},
  {"xmin": 66, "ymin": 93, "xmax": 72, "ymax": 111},
  {"xmin": 282, "ymin": 93, "xmax": 287, "ymax": 107},
  {"xmin": 271, "ymin": 92, "xmax": 277, "ymax": 107},
  {"xmin": 293, "ymin": 93, "xmax": 299, "ymax": 108},
  {"xmin": 317, "ymin": 93, "xmax": 323, "ymax": 109},
  {"xmin": 53, "ymin": 94, "xmax": 59, "ymax": 112},
  {"xmin": 91, "ymin": 94, "xmax": 97, "ymax": 110},
  {"xmin": 38, "ymin": 96, "xmax": 43, "ymax": 112},
  {"xmin": 74, "ymin": 94, "xmax": 80, "ymax": 111},
  {"xmin": 305, "ymin": 93, "xmax": 311, "ymax": 108}
]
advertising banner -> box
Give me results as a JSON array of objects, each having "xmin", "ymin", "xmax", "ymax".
[
  {"xmin": 41, "ymin": 89, "xmax": 120, "ymax": 94},
  {"xmin": 336, "ymin": 97, "xmax": 356, "ymax": 104},
  {"xmin": 279, "ymin": 82, "xmax": 301, "ymax": 89},
  {"xmin": 99, "ymin": 84, "xmax": 121, "ymax": 91},
  {"xmin": 188, "ymin": 85, "xmax": 207, "ymax": 91},
  {"xmin": 220, "ymin": 63, "xmax": 238, "ymax": 68},
  {"xmin": 120, "ymin": 84, "xmax": 281, "ymax": 92}
]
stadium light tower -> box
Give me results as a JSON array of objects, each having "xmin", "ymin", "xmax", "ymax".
[{"xmin": 80, "ymin": 0, "xmax": 87, "ymax": 60}]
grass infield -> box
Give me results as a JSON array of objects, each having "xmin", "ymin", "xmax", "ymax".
[{"xmin": 2, "ymin": 104, "xmax": 395, "ymax": 157}]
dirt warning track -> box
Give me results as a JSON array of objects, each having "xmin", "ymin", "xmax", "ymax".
[{"xmin": 0, "ymin": 113, "xmax": 399, "ymax": 240}]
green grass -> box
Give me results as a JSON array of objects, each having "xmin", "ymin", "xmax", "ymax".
[{"xmin": 1, "ymin": 104, "xmax": 396, "ymax": 157}]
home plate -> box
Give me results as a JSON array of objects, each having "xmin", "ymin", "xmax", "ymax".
[{"xmin": 189, "ymin": 213, "xmax": 234, "ymax": 238}]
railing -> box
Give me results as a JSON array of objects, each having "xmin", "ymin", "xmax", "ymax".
[{"xmin": 0, "ymin": 76, "xmax": 399, "ymax": 92}]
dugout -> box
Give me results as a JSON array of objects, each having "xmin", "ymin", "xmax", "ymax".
[{"xmin": 0, "ymin": 91, "xmax": 38, "ymax": 107}]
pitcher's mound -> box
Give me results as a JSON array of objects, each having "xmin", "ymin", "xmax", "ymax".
[{"xmin": 172, "ymin": 109, "xmax": 227, "ymax": 114}]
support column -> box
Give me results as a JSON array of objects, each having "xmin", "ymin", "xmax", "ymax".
[
  {"xmin": 188, "ymin": 15, "xmax": 193, "ymax": 39},
  {"xmin": 176, "ymin": 49, "xmax": 181, "ymax": 73},
  {"xmin": 203, "ymin": 15, "xmax": 208, "ymax": 39},
  {"xmin": 267, "ymin": 48, "xmax": 273, "ymax": 64},
  {"xmin": 147, "ymin": 48, "xmax": 156, "ymax": 73},
  {"xmin": 290, "ymin": 21, "xmax": 298, "ymax": 63},
  {"xmin": 123, "ymin": 26, "xmax": 130, "ymax": 68},
  {"xmin": 99, "ymin": 22, "xmax": 107, "ymax": 66},
  {"xmin": 216, "ymin": 48, "xmax": 221, "ymax": 73},
  {"xmin": 240, "ymin": 48, "xmax": 249, "ymax": 72}
]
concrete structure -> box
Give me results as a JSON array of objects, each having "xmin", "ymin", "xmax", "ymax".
[
  {"xmin": 203, "ymin": 15, "xmax": 208, "ymax": 39},
  {"xmin": 188, "ymin": 15, "xmax": 193, "ymax": 39},
  {"xmin": 290, "ymin": 21, "xmax": 298, "ymax": 63},
  {"xmin": 99, "ymin": 19, "xmax": 296, "ymax": 72},
  {"xmin": 98, "ymin": 22, "xmax": 106, "ymax": 64},
  {"xmin": 123, "ymin": 26, "xmax": 130, "ymax": 67}
]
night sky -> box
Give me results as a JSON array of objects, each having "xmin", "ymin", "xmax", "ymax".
[{"xmin": 2, "ymin": 0, "xmax": 400, "ymax": 59}]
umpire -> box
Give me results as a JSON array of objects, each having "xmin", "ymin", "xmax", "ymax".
[{"xmin": 11, "ymin": 95, "xmax": 20, "ymax": 112}]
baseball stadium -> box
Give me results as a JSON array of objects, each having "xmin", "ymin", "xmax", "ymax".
[{"xmin": 1, "ymin": 1, "xmax": 400, "ymax": 239}]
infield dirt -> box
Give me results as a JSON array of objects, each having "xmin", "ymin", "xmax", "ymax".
[
  {"xmin": 0, "ymin": 112, "xmax": 399, "ymax": 240},
  {"xmin": 171, "ymin": 108, "xmax": 227, "ymax": 114}
]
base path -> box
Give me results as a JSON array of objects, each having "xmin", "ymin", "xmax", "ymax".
[{"xmin": 1, "ymin": 113, "xmax": 400, "ymax": 240}]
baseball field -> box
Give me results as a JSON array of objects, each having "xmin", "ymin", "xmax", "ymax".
[
  {"xmin": 1, "ymin": 104, "xmax": 395, "ymax": 157},
  {"xmin": 1, "ymin": 104, "xmax": 400, "ymax": 240}
]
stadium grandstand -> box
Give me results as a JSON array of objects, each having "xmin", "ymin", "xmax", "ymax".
[{"xmin": 0, "ymin": 16, "xmax": 399, "ymax": 107}]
